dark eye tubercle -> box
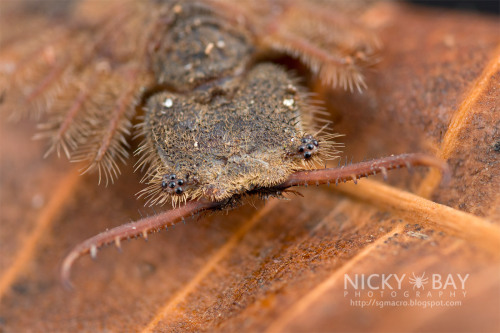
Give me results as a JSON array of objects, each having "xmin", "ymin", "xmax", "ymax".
[
  {"xmin": 162, "ymin": 173, "xmax": 186, "ymax": 195},
  {"xmin": 294, "ymin": 134, "xmax": 319, "ymax": 160}
]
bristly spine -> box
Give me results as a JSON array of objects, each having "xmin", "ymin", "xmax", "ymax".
[{"xmin": 1, "ymin": 1, "xmax": 154, "ymax": 186}]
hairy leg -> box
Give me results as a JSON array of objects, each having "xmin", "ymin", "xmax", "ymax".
[
  {"xmin": 277, "ymin": 153, "xmax": 450, "ymax": 189},
  {"xmin": 61, "ymin": 199, "xmax": 220, "ymax": 289},
  {"xmin": 60, "ymin": 153, "xmax": 448, "ymax": 289}
]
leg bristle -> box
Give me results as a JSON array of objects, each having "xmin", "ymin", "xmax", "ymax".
[
  {"xmin": 114, "ymin": 237, "xmax": 121, "ymax": 252},
  {"xmin": 60, "ymin": 200, "xmax": 219, "ymax": 289},
  {"xmin": 277, "ymin": 153, "xmax": 450, "ymax": 191},
  {"xmin": 90, "ymin": 245, "xmax": 97, "ymax": 260},
  {"xmin": 380, "ymin": 167, "xmax": 388, "ymax": 181}
]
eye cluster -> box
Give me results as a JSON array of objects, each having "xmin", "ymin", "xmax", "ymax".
[
  {"xmin": 161, "ymin": 174, "xmax": 187, "ymax": 195},
  {"xmin": 297, "ymin": 135, "xmax": 319, "ymax": 159}
]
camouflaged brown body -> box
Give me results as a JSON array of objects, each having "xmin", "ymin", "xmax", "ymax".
[
  {"xmin": 2, "ymin": 0, "xmax": 375, "ymax": 195},
  {"xmin": 149, "ymin": 1, "xmax": 253, "ymax": 90},
  {"xmin": 142, "ymin": 64, "xmax": 318, "ymax": 203},
  {"xmin": 137, "ymin": 2, "xmax": 337, "ymax": 205}
]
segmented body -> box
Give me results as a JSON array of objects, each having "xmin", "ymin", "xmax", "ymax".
[
  {"xmin": 4, "ymin": 1, "xmax": 441, "ymax": 287},
  {"xmin": 1, "ymin": 0, "xmax": 378, "ymax": 206}
]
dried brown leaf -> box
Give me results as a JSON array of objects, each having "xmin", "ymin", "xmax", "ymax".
[{"xmin": 0, "ymin": 2, "xmax": 499, "ymax": 332}]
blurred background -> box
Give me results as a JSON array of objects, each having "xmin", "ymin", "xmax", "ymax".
[{"xmin": 409, "ymin": 0, "xmax": 499, "ymax": 15}]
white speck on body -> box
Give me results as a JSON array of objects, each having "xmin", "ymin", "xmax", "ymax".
[
  {"xmin": 163, "ymin": 98, "xmax": 173, "ymax": 108},
  {"xmin": 194, "ymin": 141, "xmax": 199, "ymax": 148},
  {"xmin": 184, "ymin": 63, "xmax": 193, "ymax": 70},
  {"xmin": 90, "ymin": 245, "xmax": 97, "ymax": 259},
  {"xmin": 283, "ymin": 98, "xmax": 294, "ymax": 107},
  {"xmin": 205, "ymin": 42, "xmax": 214, "ymax": 55},
  {"xmin": 216, "ymin": 40, "xmax": 225, "ymax": 48}
]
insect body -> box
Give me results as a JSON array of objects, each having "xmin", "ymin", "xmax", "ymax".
[
  {"xmin": 2, "ymin": 0, "xmax": 378, "ymax": 188},
  {"xmin": 138, "ymin": 1, "xmax": 348, "ymax": 206},
  {"xmin": 0, "ymin": 0, "xmax": 448, "ymax": 288},
  {"xmin": 139, "ymin": 63, "xmax": 338, "ymax": 205}
]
